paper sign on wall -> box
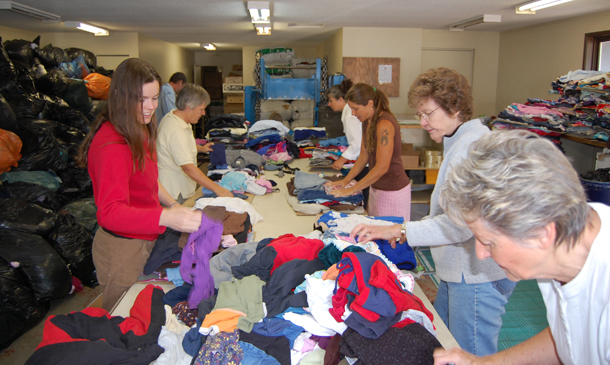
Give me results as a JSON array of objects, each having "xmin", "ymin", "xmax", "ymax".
[{"xmin": 379, "ymin": 65, "xmax": 392, "ymax": 84}]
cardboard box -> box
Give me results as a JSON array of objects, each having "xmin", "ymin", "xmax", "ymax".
[
  {"xmin": 224, "ymin": 76, "xmax": 243, "ymax": 84},
  {"xmin": 226, "ymin": 95, "xmax": 244, "ymax": 104},
  {"xmin": 232, "ymin": 64, "xmax": 243, "ymax": 72},
  {"xmin": 224, "ymin": 103, "xmax": 244, "ymax": 114},
  {"xmin": 401, "ymin": 143, "xmax": 420, "ymax": 169},
  {"xmin": 223, "ymin": 83, "xmax": 244, "ymax": 92}
]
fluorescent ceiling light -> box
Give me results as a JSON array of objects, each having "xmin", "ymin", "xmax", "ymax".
[
  {"xmin": 256, "ymin": 26, "xmax": 272, "ymax": 36},
  {"xmin": 0, "ymin": 1, "xmax": 60, "ymax": 22},
  {"xmin": 287, "ymin": 23, "xmax": 325, "ymax": 28},
  {"xmin": 202, "ymin": 43, "xmax": 216, "ymax": 51},
  {"xmin": 247, "ymin": 1, "xmax": 270, "ymax": 23},
  {"xmin": 449, "ymin": 14, "xmax": 501, "ymax": 31},
  {"xmin": 516, "ymin": 0, "xmax": 574, "ymax": 14},
  {"xmin": 65, "ymin": 21, "xmax": 109, "ymax": 36}
]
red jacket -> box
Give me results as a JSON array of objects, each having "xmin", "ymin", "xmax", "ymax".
[{"xmin": 88, "ymin": 122, "xmax": 165, "ymax": 240}]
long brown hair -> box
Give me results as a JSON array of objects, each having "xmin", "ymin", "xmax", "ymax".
[
  {"xmin": 345, "ymin": 83, "xmax": 392, "ymax": 154},
  {"xmin": 77, "ymin": 58, "xmax": 162, "ymax": 171},
  {"xmin": 325, "ymin": 78, "xmax": 353, "ymax": 100}
]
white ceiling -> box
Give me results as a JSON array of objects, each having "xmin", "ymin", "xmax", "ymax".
[{"xmin": 1, "ymin": 0, "xmax": 609, "ymax": 51}]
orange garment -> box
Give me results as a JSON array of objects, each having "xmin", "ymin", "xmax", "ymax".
[
  {"xmin": 323, "ymin": 264, "xmax": 340, "ymax": 281},
  {"xmin": 200, "ymin": 308, "xmax": 246, "ymax": 335}
]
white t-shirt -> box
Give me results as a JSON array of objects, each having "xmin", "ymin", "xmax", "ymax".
[
  {"xmin": 341, "ymin": 103, "xmax": 362, "ymax": 161},
  {"xmin": 156, "ymin": 111, "xmax": 198, "ymax": 199},
  {"xmin": 537, "ymin": 202, "xmax": 610, "ymax": 365}
]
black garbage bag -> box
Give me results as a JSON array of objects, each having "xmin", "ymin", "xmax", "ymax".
[
  {"xmin": 65, "ymin": 47, "xmax": 97, "ymax": 69},
  {"xmin": 60, "ymin": 197, "xmax": 98, "ymax": 233},
  {"xmin": 35, "ymin": 68, "xmax": 71, "ymax": 98},
  {"xmin": 11, "ymin": 128, "xmax": 68, "ymax": 172},
  {"xmin": 47, "ymin": 213, "xmax": 97, "ymax": 288},
  {"xmin": 0, "ymin": 229, "xmax": 72, "ymax": 302},
  {"xmin": 3, "ymin": 37, "xmax": 38, "ymax": 66},
  {"xmin": 11, "ymin": 58, "xmax": 36, "ymax": 94},
  {"xmin": 56, "ymin": 167, "xmax": 93, "ymax": 205},
  {"xmin": 62, "ymin": 79, "xmax": 92, "ymax": 116},
  {"xmin": 0, "ymin": 257, "xmax": 49, "ymax": 351},
  {"xmin": 40, "ymin": 101, "xmax": 91, "ymax": 133},
  {"xmin": 0, "ymin": 78, "xmax": 25, "ymax": 100},
  {"xmin": 35, "ymin": 43, "xmax": 68, "ymax": 68},
  {"xmin": 88, "ymin": 99, "xmax": 107, "ymax": 123},
  {"xmin": 0, "ymin": 197, "xmax": 57, "ymax": 236},
  {"xmin": 0, "ymin": 94, "xmax": 17, "ymax": 132},
  {"xmin": 90, "ymin": 65, "xmax": 113, "ymax": 78},
  {"xmin": 2, "ymin": 92, "xmax": 46, "ymax": 120},
  {"xmin": 0, "ymin": 37, "xmax": 17, "ymax": 80},
  {"xmin": 0, "ymin": 181, "xmax": 62, "ymax": 211}
]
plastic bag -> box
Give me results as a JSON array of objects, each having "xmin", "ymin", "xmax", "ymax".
[
  {"xmin": 88, "ymin": 99, "xmax": 107, "ymax": 122},
  {"xmin": 58, "ymin": 54, "xmax": 89, "ymax": 79},
  {"xmin": 62, "ymin": 79, "xmax": 92, "ymax": 115},
  {"xmin": 60, "ymin": 197, "xmax": 98, "ymax": 233},
  {"xmin": 40, "ymin": 101, "xmax": 91, "ymax": 133},
  {"xmin": 56, "ymin": 167, "xmax": 93, "ymax": 205},
  {"xmin": 65, "ymin": 47, "xmax": 97, "ymax": 69},
  {"xmin": 47, "ymin": 213, "xmax": 97, "ymax": 287},
  {"xmin": 35, "ymin": 68, "xmax": 71, "ymax": 98},
  {"xmin": 35, "ymin": 43, "xmax": 68, "ymax": 68},
  {"xmin": 0, "ymin": 37, "xmax": 17, "ymax": 81},
  {"xmin": 84, "ymin": 73, "xmax": 110, "ymax": 100},
  {"xmin": 3, "ymin": 37, "xmax": 38, "ymax": 65},
  {"xmin": 0, "ymin": 128, "xmax": 22, "ymax": 174},
  {"xmin": 0, "ymin": 229, "xmax": 72, "ymax": 302},
  {"xmin": 11, "ymin": 128, "xmax": 68, "ymax": 172},
  {"xmin": 0, "ymin": 257, "xmax": 49, "ymax": 350},
  {"xmin": 0, "ymin": 170, "xmax": 62, "ymax": 191},
  {"xmin": 2, "ymin": 92, "xmax": 46, "ymax": 120},
  {"xmin": 0, "ymin": 181, "xmax": 61, "ymax": 211},
  {"xmin": 0, "ymin": 197, "xmax": 57, "ymax": 236}
]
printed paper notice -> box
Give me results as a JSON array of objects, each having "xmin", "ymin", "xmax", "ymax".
[{"xmin": 378, "ymin": 65, "xmax": 392, "ymax": 84}]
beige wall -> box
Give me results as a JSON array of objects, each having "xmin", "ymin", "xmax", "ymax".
[
  {"xmin": 39, "ymin": 32, "xmax": 138, "ymax": 70},
  {"xmin": 0, "ymin": 25, "xmax": 39, "ymax": 43},
  {"xmin": 496, "ymin": 9, "xmax": 610, "ymax": 114},
  {"xmin": 138, "ymin": 33, "xmax": 194, "ymax": 83},
  {"xmin": 342, "ymin": 27, "xmax": 423, "ymax": 115},
  {"xmin": 317, "ymin": 29, "xmax": 343, "ymax": 75},
  {"xmin": 422, "ymin": 30, "xmax": 500, "ymax": 119}
]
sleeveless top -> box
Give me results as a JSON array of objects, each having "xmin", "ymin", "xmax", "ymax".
[{"xmin": 364, "ymin": 111, "xmax": 410, "ymax": 191}]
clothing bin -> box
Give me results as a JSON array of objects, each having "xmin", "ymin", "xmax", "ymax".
[{"xmin": 581, "ymin": 178, "xmax": 610, "ymax": 205}]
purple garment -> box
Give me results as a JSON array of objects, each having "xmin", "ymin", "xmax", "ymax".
[{"xmin": 180, "ymin": 213, "xmax": 223, "ymax": 308}]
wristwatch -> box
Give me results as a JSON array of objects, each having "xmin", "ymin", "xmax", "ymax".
[{"xmin": 396, "ymin": 222, "xmax": 407, "ymax": 242}]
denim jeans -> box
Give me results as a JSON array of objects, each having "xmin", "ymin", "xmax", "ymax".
[{"xmin": 433, "ymin": 275, "xmax": 516, "ymax": 356}]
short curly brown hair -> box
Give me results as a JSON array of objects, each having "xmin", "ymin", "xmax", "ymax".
[{"xmin": 407, "ymin": 67, "xmax": 473, "ymax": 123}]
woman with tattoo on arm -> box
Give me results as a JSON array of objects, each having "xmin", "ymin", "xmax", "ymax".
[
  {"xmin": 350, "ymin": 68, "xmax": 516, "ymax": 357},
  {"xmin": 326, "ymin": 83, "xmax": 411, "ymax": 222}
]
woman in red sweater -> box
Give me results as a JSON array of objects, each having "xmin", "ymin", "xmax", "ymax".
[{"xmin": 78, "ymin": 58, "xmax": 202, "ymax": 311}]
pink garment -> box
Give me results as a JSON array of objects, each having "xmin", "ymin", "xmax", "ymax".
[
  {"xmin": 323, "ymin": 179, "xmax": 358, "ymax": 196},
  {"xmin": 195, "ymin": 138, "xmax": 208, "ymax": 145},
  {"xmin": 368, "ymin": 183, "xmax": 411, "ymax": 223},
  {"xmin": 511, "ymin": 104, "xmax": 564, "ymax": 117},
  {"xmin": 255, "ymin": 178, "xmax": 273, "ymax": 193},
  {"xmin": 221, "ymin": 235, "xmax": 238, "ymax": 248},
  {"xmin": 270, "ymin": 152, "xmax": 292, "ymax": 162}
]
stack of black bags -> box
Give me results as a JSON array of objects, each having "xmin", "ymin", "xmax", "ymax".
[{"xmin": 0, "ymin": 36, "xmax": 111, "ymax": 350}]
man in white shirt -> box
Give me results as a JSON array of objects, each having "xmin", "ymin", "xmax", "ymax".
[{"xmin": 157, "ymin": 83, "xmax": 233, "ymax": 202}]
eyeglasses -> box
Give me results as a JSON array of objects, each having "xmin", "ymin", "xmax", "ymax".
[{"xmin": 415, "ymin": 105, "xmax": 441, "ymax": 121}]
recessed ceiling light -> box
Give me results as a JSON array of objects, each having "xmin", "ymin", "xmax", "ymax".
[
  {"xmin": 202, "ymin": 43, "xmax": 216, "ymax": 51},
  {"xmin": 65, "ymin": 21, "xmax": 109, "ymax": 36}
]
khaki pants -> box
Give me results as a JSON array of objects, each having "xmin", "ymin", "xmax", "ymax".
[{"xmin": 92, "ymin": 228, "xmax": 155, "ymax": 312}]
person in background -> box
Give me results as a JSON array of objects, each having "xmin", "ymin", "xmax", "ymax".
[
  {"xmin": 327, "ymin": 83, "xmax": 411, "ymax": 222},
  {"xmin": 157, "ymin": 83, "xmax": 233, "ymax": 203},
  {"xmin": 326, "ymin": 79, "xmax": 362, "ymax": 170},
  {"xmin": 77, "ymin": 58, "xmax": 202, "ymax": 312},
  {"xmin": 156, "ymin": 71, "xmax": 187, "ymax": 122},
  {"xmin": 433, "ymin": 129, "xmax": 609, "ymax": 365},
  {"xmin": 350, "ymin": 68, "xmax": 515, "ymax": 356}
]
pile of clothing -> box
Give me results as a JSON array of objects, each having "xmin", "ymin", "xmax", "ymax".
[
  {"xmin": 204, "ymin": 114, "xmax": 250, "ymax": 144},
  {"xmin": 494, "ymin": 70, "xmax": 610, "ymax": 143},
  {"xmin": 285, "ymin": 171, "xmax": 365, "ymax": 215}
]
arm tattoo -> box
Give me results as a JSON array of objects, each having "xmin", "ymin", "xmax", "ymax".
[{"xmin": 380, "ymin": 128, "xmax": 389, "ymax": 147}]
